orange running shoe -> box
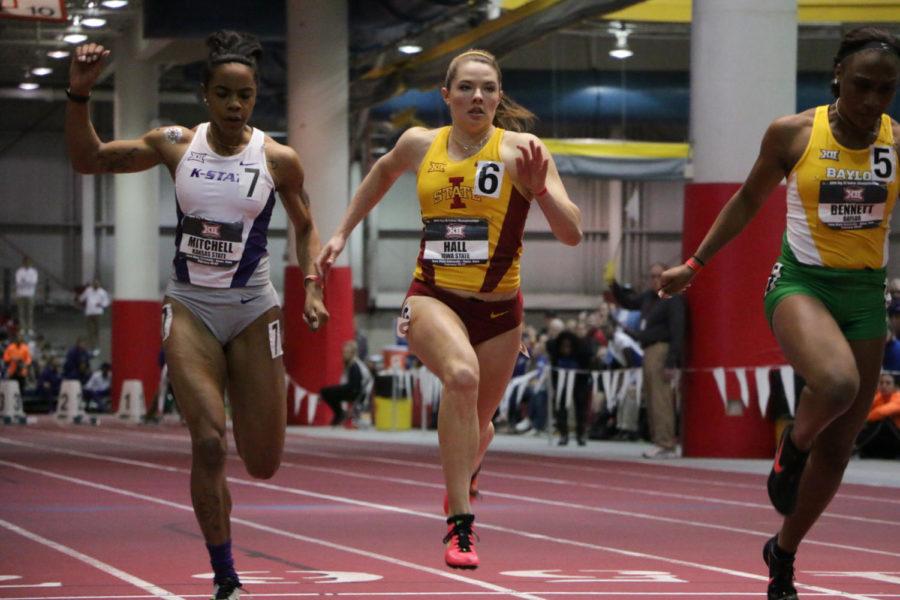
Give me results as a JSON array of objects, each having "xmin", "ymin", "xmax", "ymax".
[
  {"xmin": 443, "ymin": 514, "xmax": 479, "ymax": 569},
  {"xmin": 442, "ymin": 465, "xmax": 481, "ymax": 515}
]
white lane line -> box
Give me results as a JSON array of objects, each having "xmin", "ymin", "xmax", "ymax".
[
  {"xmin": 0, "ymin": 454, "xmax": 545, "ymax": 600},
  {"xmin": 282, "ymin": 433, "xmax": 900, "ymax": 506},
  {"xmin": 32, "ymin": 429, "xmax": 900, "ymax": 559},
  {"xmin": 0, "ymin": 438, "xmax": 884, "ymax": 600},
  {"xmin": 4, "ymin": 592, "xmax": 900, "ymax": 599},
  {"xmin": 0, "ymin": 518, "xmax": 185, "ymax": 600},
  {"xmin": 283, "ymin": 446, "xmax": 900, "ymax": 528},
  {"xmin": 64, "ymin": 427, "xmax": 899, "ymax": 528}
]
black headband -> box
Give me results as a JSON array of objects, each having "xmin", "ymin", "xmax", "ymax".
[{"xmin": 836, "ymin": 40, "xmax": 900, "ymax": 64}]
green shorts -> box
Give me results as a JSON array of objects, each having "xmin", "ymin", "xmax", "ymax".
[{"xmin": 763, "ymin": 251, "xmax": 887, "ymax": 341}]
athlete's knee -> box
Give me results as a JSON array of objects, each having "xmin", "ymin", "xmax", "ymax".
[
  {"xmin": 194, "ymin": 434, "xmax": 227, "ymax": 470},
  {"xmin": 810, "ymin": 371, "xmax": 859, "ymax": 412},
  {"xmin": 443, "ymin": 362, "xmax": 479, "ymax": 397},
  {"xmin": 244, "ymin": 453, "xmax": 281, "ymax": 480}
]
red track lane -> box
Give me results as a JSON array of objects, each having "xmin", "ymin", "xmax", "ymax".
[{"xmin": 0, "ymin": 420, "xmax": 898, "ymax": 600}]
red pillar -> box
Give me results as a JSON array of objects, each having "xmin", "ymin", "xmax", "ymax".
[
  {"xmin": 111, "ymin": 299, "xmax": 161, "ymax": 412},
  {"xmin": 283, "ymin": 265, "xmax": 354, "ymax": 424},
  {"xmin": 680, "ymin": 183, "xmax": 787, "ymax": 457}
]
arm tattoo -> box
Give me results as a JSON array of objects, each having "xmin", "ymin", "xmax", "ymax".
[
  {"xmin": 98, "ymin": 148, "xmax": 139, "ymax": 172},
  {"xmin": 163, "ymin": 126, "xmax": 183, "ymax": 144}
]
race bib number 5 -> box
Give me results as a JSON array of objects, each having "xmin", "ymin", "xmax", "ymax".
[{"xmin": 871, "ymin": 146, "xmax": 896, "ymax": 183}]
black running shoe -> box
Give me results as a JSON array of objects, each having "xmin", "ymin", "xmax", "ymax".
[
  {"xmin": 763, "ymin": 535, "xmax": 798, "ymax": 600},
  {"xmin": 212, "ymin": 577, "xmax": 243, "ymax": 600},
  {"xmin": 767, "ymin": 425, "xmax": 809, "ymax": 516}
]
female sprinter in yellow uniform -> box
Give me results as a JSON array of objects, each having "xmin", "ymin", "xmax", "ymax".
[{"xmin": 318, "ymin": 49, "xmax": 581, "ymax": 569}]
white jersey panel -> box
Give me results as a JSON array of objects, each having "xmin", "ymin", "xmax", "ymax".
[
  {"xmin": 784, "ymin": 173, "xmax": 823, "ymax": 266},
  {"xmin": 172, "ymin": 123, "xmax": 276, "ymax": 288}
]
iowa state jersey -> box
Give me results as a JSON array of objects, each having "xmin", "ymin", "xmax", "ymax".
[
  {"xmin": 784, "ymin": 105, "xmax": 898, "ymax": 269},
  {"xmin": 413, "ymin": 126, "xmax": 531, "ymax": 292},
  {"xmin": 172, "ymin": 123, "xmax": 276, "ymax": 288}
]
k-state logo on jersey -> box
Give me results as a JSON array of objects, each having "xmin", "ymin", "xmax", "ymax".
[
  {"xmin": 819, "ymin": 149, "xmax": 840, "ymax": 161},
  {"xmin": 201, "ymin": 223, "xmax": 222, "ymax": 238},
  {"xmin": 187, "ymin": 151, "xmax": 207, "ymax": 163}
]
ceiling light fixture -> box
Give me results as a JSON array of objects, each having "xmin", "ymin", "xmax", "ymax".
[
  {"xmin": 101, "ymin": 0, "xmax": 128, "ymax": 7},
  {"xmin": 82, "ymin": 17, "xmax": 107, "ymax": 27},
  {"xmin": 48, "ymin": 49, "xmax": 70, "ymax": 59},
  {"xmin": 19, "ymin": 82, "xmax": 40, "ymax": 91},
  {"xmin": 398, "ymin": 44, "xmax": 422, "ymax": 55},
  {"xmin": 63, "ymin": 32, "xmax": 88, "ymax": 44},
  {"xmin": 609, "ymin": 25, "xmax": 633, "ymax": 60},
  {"xmin": 31, "ymin": 66, "xmax": 53, "ymax": 76}
]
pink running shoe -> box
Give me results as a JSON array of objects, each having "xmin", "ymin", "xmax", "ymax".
[{"xmin": 443, "ymin": 514, "xmax": 479, "ymax": 569}]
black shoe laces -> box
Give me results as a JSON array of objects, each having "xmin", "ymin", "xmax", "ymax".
[{"xmin": 444, "ymin": 516, "xmax": 479, "ymax": 553}]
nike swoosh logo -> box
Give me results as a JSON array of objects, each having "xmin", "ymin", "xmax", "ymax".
[
  {"xmin": 240, "ymin": 296, "xmax": 260, "ymax": 304},
  {"xmin": 490, "ymin": 311, "xmax": 508, "ymax": 319},
  {"xmin": 773, "ymin": 436, "xmax": 785, "ymax": 474}
]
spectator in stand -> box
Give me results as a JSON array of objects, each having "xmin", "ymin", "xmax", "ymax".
[
  {"xmin": 856, "ymin": 372, "xmax": 900, "ymax": 458},
  {"xmin": 78, "ymin": 278, "xmax": 110, "ymax": 353},
  {"xmin": 36, "ymin": 356, "xmax": 62, "ymax": 411},
  {"xmin": 0, "ymin": 312, "xmax": 18, "ymax": 343},
  {"xmin": 83, "ymin": 362, "xmax": 112, "ymax": 412},
  {"xmin": 15, "ymin": 256, "xmax": 38, "ymax": 337},
  {"xmin": 547, "ymin": 329, "xmax": 592, "ymax": 446},
  {"xmin": 321, "ymin": 340, "xmax": 372, "ymax": 427},
  {"xmin": 883, "ymin": 302, "xmax": 900, "ymax": 373},
  {"xmin": 63, "ymin": 338, "xmax": 92, "ymax": 383},
  {"xmin": 607, "ymin": 261, "xmax": 686, "ymax": 458},
  {"xmin": 3, "ymin": 333, "xmax": 31, "ymax": 393}
]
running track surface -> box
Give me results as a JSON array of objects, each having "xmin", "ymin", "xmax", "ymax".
[{"xmin": 0, "ymin": 419, "xmax": 898, "ymax": 600}]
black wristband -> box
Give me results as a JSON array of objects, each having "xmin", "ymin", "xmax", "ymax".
[
  {"xmin": 691, "ymin": 254, "xmax": 706, "ymax": 267},
  {"xmin": 66, "ymin": 88, "xmax": 91, "ymax": 103}
]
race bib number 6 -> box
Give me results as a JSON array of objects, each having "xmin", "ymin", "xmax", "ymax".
[{"xmin": 474, "ymin": 160, "xmax": 505, "ymax": 198}]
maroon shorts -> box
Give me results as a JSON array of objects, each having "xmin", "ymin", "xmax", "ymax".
[{"xmin": 403, "ymin": 279, "xmax": 524, "ymax": 346}]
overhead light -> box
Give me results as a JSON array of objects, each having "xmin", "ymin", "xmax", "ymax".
[
  {"xmin": 82, "ymin": 17, "xmax": 107, "ymax": 27},
  {"xmin": 64, "ymin": 33, "xmax": 88, "ymax": 44},
  {"xmin": 31, "ymin": 66, "xmax": 53, "ymax": 76},
  {"xmin": 19, "ymin": 81, "xmax": 40, "ymax": 91},
  {"xmin": 101, "ymin": 0, "xmax": 128, "ymax": 7},
  {"xmin": 398, "ymin": 44, "xmax": 422, "ymax": 55},
  {"xmin": 48, "ymin": 49, "xmax": 70, "ymax": 59},
  {"xmin": 609, "ymin": 26, "xmax": 633, "ymax": 60}
]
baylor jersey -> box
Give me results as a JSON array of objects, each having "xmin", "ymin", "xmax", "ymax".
[
  {"xmin": 784, "ymin": 105, "xmax": 898, "ymax": 269},
  {"xmin": 413, "ymin": 126, "xmax": 531, "ymax": 293}
]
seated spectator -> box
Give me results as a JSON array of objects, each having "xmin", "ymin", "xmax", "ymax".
[
  {"xmin": 548, "ymin": 329, "xmax": 592, "ymax": 446},
  {"xmin": 856, "ymin": 372, "xmax": 900, "ymax": 459},
  {"xmin": 83, "ymin": 362, "xmax": 112, "ymax": 412},
  {"xmin": 63, "ymin": 338, "xmax": 92, "ymax": 383},
  {"xmin": 3, "ymin": 333, "xmax": 32, "ymax": 394},
  {"xmin": 36, "ymin": 356, "xmax": 62, "ymax": 412},
  {"xmin": 321, "ymin": 340, "xmax": 372, "ymax": 427}
]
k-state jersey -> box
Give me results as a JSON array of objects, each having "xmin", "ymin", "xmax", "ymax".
[
  {"xmin": 172, "ymin": 122, "xmax": 276, "ymax": 288},
  {"xmin": 785, "ymin": 105, "xmax": 898, "ymax": 269}
]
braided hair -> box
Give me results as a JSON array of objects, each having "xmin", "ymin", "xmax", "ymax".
[{"xmin": 203, "ymin": 30, "xmax": 263, "ymax": 86}]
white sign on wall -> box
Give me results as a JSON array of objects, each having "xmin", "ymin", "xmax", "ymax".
[{"xmin": 0, "ymin": 0, "xmax": 66, "ymax": 22}]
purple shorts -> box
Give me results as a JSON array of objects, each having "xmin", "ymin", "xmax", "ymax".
[{"xmin": 403, "ymin": 279, "xmax": 524, "ymax": 346}]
